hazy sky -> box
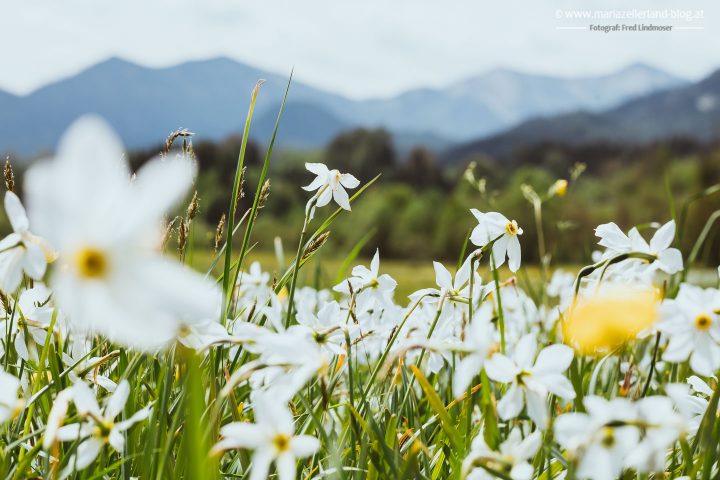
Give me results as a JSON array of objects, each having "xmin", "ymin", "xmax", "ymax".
[{"xmin": 0, "ymin": 0, "xmax": 717, "ymax": 99}]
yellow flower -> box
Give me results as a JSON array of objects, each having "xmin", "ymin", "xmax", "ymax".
[
  {"xmin": 550, "ymin": 179, "xmax": 569, "ymax": 197},
  {"xmin": 563, "ymin": 285, "xmax": 657, "ymax": 355}
]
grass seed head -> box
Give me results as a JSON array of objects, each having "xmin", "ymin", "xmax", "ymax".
[
  {"xmin": 214, "ymin": 213, "xmax": 226, "ymax": 252},
  {"xmin": 302, "ymin": 231, "xmax": 330, "ymax": 261},
  {"xmin": 165, "ymin": 128, "xmax": 194, "ymax": 154},
  {"xmin": 187, "ymin": 191, "xmax": 199, "ymax": 220},
  {"xmin": 178, "ymin": 217, "xmax": 188, "ymax": 257},
  {"xmin": 4, "ymin": 158, "xmax": 14, "ymax": 192},
  {"xmin": 258, "ymin": 179, "xmax": 270, "ymax": 210}
]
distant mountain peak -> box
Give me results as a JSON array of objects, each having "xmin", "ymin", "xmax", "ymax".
[
  {"xmin": 0, "ymin": 56, "xmax": 709, "ymax": 156},
  {"xmin": 617, "ymin": 62, "xmax": 670, "ymax": 75}
]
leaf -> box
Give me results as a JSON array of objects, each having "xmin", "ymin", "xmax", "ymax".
[
  {"xmin": 410, "ymin": 365, "xmax": 462, "ymax": 450},
  {"xmin": 480, "ymin": 370, "xmax": 499, "ymax": 450}
]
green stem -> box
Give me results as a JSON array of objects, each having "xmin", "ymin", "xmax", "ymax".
[
  {"xmin": 491, "ymin": 257, "xmax": 506, "ymax": 354},
  {"xmin": 641, "ymin": 332, "xmax": 661, "ymax": 397},
  {"xmin": 284, "ymin": 214, "xmax": 310, "ymax": 328}
]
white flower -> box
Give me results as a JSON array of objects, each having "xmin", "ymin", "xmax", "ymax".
[
  {"xmin": 212, "ymin": 392, "xmax": 320, "ymax": 480},
  {"xmin": 232, "ymin": 327, "xmax": 332, "ymax": 399},
  {"xmin": 0, "ymin": 368, "xmax": 22, "ymax": 423},
  {"xmin": 657, "ymin": 283, "xmax": 720, "ymax": 376},
  {"xmin": 469, "ymin": 210, "xmax": 522, "ymax": 272},
  {"xmin": 666, "ymin": 376, "xmax": 716, "ymax": 436},
  {"xmin": 452, "ymin": 317, "xmax": 493, "ymax": 398},
  {"xmin": 463, "ymin": 429, "xmax": 541, "ymax": 480},
  {"xmin": 63, "ymin": 340, "xmax": 118, "ymax": 392},
  {"xmin": 485, "ymin": 334, "xmax": 575, "ymax": 428},
  {"xmin": 302, "ymin": 162, "xmax": 359, "ymax": 214},
  {"xmin": 409, "ymin": 254, "xmax": 486, "ymax": 310},
  {"xmin": 547, "ymin": 269, "xmax": 575, "ymax": 299},
  {"xmin": 24, "ymin": 115, "xmax": 220, "ymax": 351},
  {"xmin": 334, "ymin": 249, "xmax": 397, "ymax": 308},
  {"xmin": 595, "ymin": 220, "xmax": 683, "ymax": 274},
  {"xmin": 625, "ymin": 396, "xmax": 684, "ymax": 472},
  {"xmin": 43, "ymin": 388, "xmax": 74, "ymax": 450},
  {"xmin": 295, "ymin": 300, "xmax": 348, "ymax": 357},
  {"xmin": 12, "ymin": 283, "xmax": 59, "ymax": 362},
  {"xmin": 54, "ymin": 381, "xmax": 150, "ymax": 470},
  {"xmin": 555, "ymin": 396, "xmax": 640, "ymax": 480},
  {"xmin": 237, "ymin": 261, "xmax": 272, "ymax": 303},
  {"xmin": 177, "ymin": 319, "xmax": 230, "ymax": 351},
  {"xmin": 433, "ymin": 259, "xmax": 471, "ymax": 298},
  {"xmin": 0, "ymin": 191, "xmax": 54, "ymax": 293}
]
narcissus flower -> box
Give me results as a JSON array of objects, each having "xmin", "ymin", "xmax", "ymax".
[
  {"xmin": 0, "ymin": 191, "xmax": 54, "ymax": 293},
  {"xmin": 555, "ymin": 396, "xmax": 640, "ymax": 480},
  {"xmin": 657, "ymin": 283, "xmax": 720, "ymax": 376},
  {"xmin": 212, "ymin": 392, "xmax": 320, "ymax": 480},
  {"xmin": 452, "ymin": 317, "xmax": 493, "ymax": 398},
  {"xmin": 0, "ymin": 368, "xmax": 23, "ymax": 424},
  {"xmin": 24, "ymin": 116, "xmax": 221, "ymax": 351},
  {"xmin": 595, "ymin": 220, "xmax": 683, "ymax": 274},
  {"xmin": 469, "ymin": 210, "xmax": 523, "ymax": 272},
  {"xmin": 334, "ymin": 249, "xmax": 397, "ymax": 308},
  {"xmin": 463, "ymin": 429, "xmax": 541, "ymax": 480},
  {"xmin": 302, "ymin": 162, "xmax": 359, "ymax": 214},
  {"xmin": 51, "ymin": 381, "xmax": 150, "ymax": 470},
  {"xmin": 485, "ymin": 333, "xmax": 575, "ymax": 429},
  {"xmin": 555, "ymin": 395, "xmax": 684, "ymax": 479}
]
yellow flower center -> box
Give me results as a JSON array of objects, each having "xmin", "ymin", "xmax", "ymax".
[
  {"xmin": 177, "ymin": 324, "xmax": 192, "ymax": 338},
  {"xmin": 75, "ymin": 247, "xmax": 109, "ymax": 279},
  {"xmin": 600, "ymin": 427, "xmax": 615, "ymax": 447},
  {"xmin": 331, "ymin": 170, "xmax": 342, "ymax": 190},
  {"xmin": 272, "ymin": 433, "xmax": 291, "ymax": 453},
  {"xmin": 92, "ymin": 420, "xmax": 114, "ymax": 440},
  {"xmin": 695, "ymin": 313, "xmax": 713, "ymax": 332},
  {"xmin": 505, "ymin": 221, "xmax": 519, "ymax": 236}
]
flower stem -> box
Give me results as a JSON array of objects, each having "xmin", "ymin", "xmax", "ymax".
[{"xmin": 284, "ymin": 214, "xmax": 310, "ymax": 329}]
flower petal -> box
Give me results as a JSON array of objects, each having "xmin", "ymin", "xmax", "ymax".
[
  {"xmin": 433, "ymin": 262, "xmax": 453, "ymax": 291},
  {"xmin": 507, "ymin": 235, "xmax": 521, "ymax": 272},
  {"xmin": 533, "ymin": 344, "xmax": 574, "ymax": 374},
  {"xmin": 340, "ymin": 173, "xmax": 360, "ymax": 189},
  {"xmin": 650, "ymin": 220, "xmax": 676, "ymax": 252},
  {"xmin": 4, "ymin": 192, "xmax": 29, "ymax": 233},
  {"xmin": 105, "ymin": 380, "xmax": 130, "ymax": 420},
  {"xmin": 485, "ymin": 353, "xmax": 519, "ymax": 383},
  {"xmin": 332, "ymin": 186, "xmax": 351, "ymax": 211},
  {"xmin": 497, "ymin": 383, "xmax": 524, "ymax": 420}
]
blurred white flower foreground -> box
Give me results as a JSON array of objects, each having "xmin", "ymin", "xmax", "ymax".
[{"xmin": 0, "ymin": 115, "xmax": 719, "ymax": 480}]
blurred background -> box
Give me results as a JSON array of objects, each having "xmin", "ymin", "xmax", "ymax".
[{"xmin": 2, "ymin": 0, "xmax": 720, "ymax": 282}]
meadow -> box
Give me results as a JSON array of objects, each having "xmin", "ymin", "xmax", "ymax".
[{"xmin": 1, "ymin": 81, "xmax": 720, "ymax": 480}]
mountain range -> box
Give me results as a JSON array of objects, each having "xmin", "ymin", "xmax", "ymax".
[
  {"xmin": 448, "ymin": 69, "xmax": 720, "ymax": 162},
  {"xmin": 0, "ymin": 57, "xmax": 692, "ymax": 157}
]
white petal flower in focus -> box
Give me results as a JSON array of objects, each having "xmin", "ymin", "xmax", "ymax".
[
  {"xmin": 595, "ymin": 220, "xmax": 683, "ymax": 275},
  {"xmin": 469, "ymin": 210, "xmax": 523, "ymax": 272},
  {"xmin": 302, "ymin": 162, "xmax": 359, "ymax": 217}
]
